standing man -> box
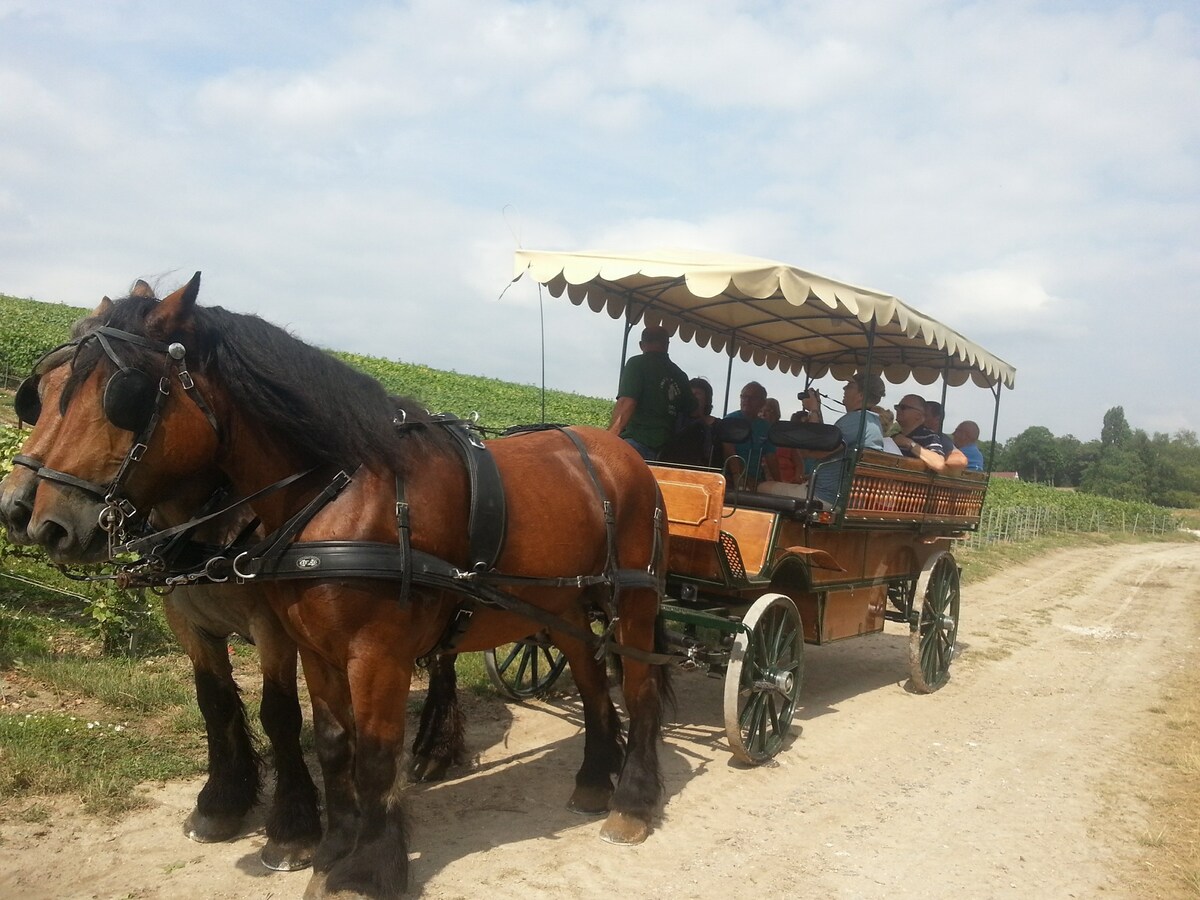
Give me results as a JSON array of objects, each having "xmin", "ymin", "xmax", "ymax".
[
  {"xmin": 952, "ymin": 420, "xmax": 985, "ymax": 471},
  {"xmin": 893, "ymin": 394, "xmax": 949, "ymax": 471},
  {"xmin": 609, "ymin": 324, "xmax": 695, "ymax": 461},
  {"xmin": 721, "ymin": 381, "xmax": 780, "ymax": 487},
  {"xmin": 924, "ymin": 400, "xmax": 968, "ymax": 472}
]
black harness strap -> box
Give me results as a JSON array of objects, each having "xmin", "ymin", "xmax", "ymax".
[
  {"xmin": 256, "ymin": 540, "xmax": 676, "ymax": 665},
  {"xmin": 236, "ymin": 470, "xmax": 356, "ymax": 577},
  {"xmin": 433, "ymin": 416, "xmax": 507, "ymax": 573},
  {"xmin": 12, "ymin": 455, "xmax": 40, "ymax": 472}
]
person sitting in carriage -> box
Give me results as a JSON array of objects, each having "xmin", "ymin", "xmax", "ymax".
[
  {"xmin": 809, "ymin": 373, "xmax": 886, "ymax": 504},
  {"xmin": 720, "ymin": 381, "xmax": 780, "ymax": 489},
  {"xmin": 893, "ymin": 393, "xmax": 950, "ymax": 471}
]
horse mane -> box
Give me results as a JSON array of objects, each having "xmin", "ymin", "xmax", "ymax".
[{"xmin": 62, "ymin": 292, "xmax": 438, "ymax": 473}]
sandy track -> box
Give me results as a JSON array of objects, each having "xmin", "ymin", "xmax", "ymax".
[{"xmin": 1, "ymin": 540, "xmax": 1197, "ymax": 899}]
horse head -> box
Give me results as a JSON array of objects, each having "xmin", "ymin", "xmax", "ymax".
[{"xmin": 21, "ymin": 274, "xmax": 224, "ymax": 563}]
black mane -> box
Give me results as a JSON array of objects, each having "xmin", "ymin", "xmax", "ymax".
[{"xmin": 62, "ymin": 292, "xmax": 435, "ymax": 472}]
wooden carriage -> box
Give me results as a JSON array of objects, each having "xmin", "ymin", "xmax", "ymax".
[{"xmin": 497, "ymin": 248, "xmax": 1015, "ymax": 763}]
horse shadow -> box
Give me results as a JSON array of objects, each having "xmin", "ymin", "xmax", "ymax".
[{"xmin": 388, "ymin": 682, "xmax": 716, "ymax": 890}]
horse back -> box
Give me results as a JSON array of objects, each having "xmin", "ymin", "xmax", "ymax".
[{"xmin": 489, "ymin": 425, "xmax": 662, "ymax": 574}]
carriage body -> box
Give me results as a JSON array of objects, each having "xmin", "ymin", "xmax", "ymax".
[{"xmin": 512, "ymin": 247, "xmax": 1015, "ymax": 763}]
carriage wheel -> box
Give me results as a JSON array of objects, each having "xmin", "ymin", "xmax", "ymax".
[
  {"xmin": 483, "ymin": 633, "xmax": 569, "ymax": 700},
  {"xmin": 888, "ymin": 577, "xmax": 916, "ymax": 615},
  {"xmin": 723, "ymin": 593, "xmax": 804, "ymax": 764},
  {"xmin": 909, "ymin": 552, "xmax": 961, "ymax": 693}
]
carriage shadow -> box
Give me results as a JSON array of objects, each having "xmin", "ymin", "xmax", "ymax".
[
  {"xmin": 393, "ymin": 686, "xmax": 707, "ymax": 890},
  {"xmin": 800, "ymin": 624, "xmax": 973, "ymax": 718}
]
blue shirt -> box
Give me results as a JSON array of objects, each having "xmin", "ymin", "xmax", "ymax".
[
  {"xmin": 813, "ymin": 409, "xmax": 884, "ymax": 503},
  {"xmin": 722, "ymin": 411, "xmax": 774, "ymax": 482},
  {"xmin": 961, "ymin": 442, "xmax": 985, "ymax": 472}
]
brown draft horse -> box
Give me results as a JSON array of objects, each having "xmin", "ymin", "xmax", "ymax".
[
  {"xmin": 21, "ymin": 274, "xmax": 672, "ymax": 898},
  {"xmin": 0, "ymin": 297, "xmax": 321, "ymax": 870}
]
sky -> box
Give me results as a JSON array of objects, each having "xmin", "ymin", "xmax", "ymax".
[{"xmin": 1, "ymin": 0, "xmax": 1197, "ymax": 443}]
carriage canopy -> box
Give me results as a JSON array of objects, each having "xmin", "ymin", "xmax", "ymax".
[{"xmin": 513, "ymin": 248, "xmax": 1015, "ymax": 390}]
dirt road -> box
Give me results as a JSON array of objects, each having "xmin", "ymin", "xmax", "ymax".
[{"xmin": 2, "ymin": 539, "xmax": 1197, "ymax": 899}]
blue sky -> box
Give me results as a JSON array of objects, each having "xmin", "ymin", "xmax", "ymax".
[{"xmin": 1, "ymin": 0, "xmax": 1197, "ymax": 442}]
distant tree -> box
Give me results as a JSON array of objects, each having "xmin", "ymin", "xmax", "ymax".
[
  {"xmin": 1005, "ymin": 426, "xmax": 1064, "ymax": 484},
  {"xmin": 1080, "ymin": 445, "xmax": 1147, "ymax": 501},
  {"xmin": 1055, "ymin": 434, "xmax": 1088, "ymax": 486},
  {"xmin": 1100, "ymin": 406, "xmax": 1132, "ymax": 448}
]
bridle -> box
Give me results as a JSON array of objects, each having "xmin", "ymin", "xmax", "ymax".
[{"xmin": 15, "ymin": 326, "xmax": 221, "ymax": 550}]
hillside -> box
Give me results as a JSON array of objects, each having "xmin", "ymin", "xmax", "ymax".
[{"xmin": 0, "ymin": 293, "xmax": 613, "ymax": 431}]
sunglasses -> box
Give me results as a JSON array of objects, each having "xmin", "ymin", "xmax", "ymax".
[{"xmin": 894, "ymin": 404, "xmax": 925, "ymax": 414}]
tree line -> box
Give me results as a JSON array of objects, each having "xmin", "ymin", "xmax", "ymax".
[{"xmin": 988, "ymin": 406, "xmax": 1200, "ymax": 508}]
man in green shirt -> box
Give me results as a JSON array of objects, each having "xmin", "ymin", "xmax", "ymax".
[{"xmin": 608, "ymin": 325, "xmax": 695, "ymax": 461}]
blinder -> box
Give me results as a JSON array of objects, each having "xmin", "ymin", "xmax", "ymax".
[
  {"xmin": 102, "ymin": 366, "xmax": 161, "ymax": 433},
  {"xmin": 13, "ymin": 340, "xmax": 81, "ymax": 426},
  {"xmin": 14, "ymin": 376, "xmax": 41, "ymax": 426},
  {"xmin": 14, "ymin": 359, "xmax": 161, "ymax": 433}
]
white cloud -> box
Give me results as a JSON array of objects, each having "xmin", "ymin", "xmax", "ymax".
[{"xmin": 0, "ymin": 0, "xmax": 1197, "ymax": 443}]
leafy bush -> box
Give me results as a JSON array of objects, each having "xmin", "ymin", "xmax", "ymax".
[{"xmin": 0, "ymin": 294, "xmax": 87, "ymax": 377}]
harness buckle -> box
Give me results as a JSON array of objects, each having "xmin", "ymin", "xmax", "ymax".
[
  {"xmin": 130, "ymin": 442, "xmax": 147, "ymax": 462},
  {"xmin": 232, "ymin": 552, "xmax": 256, "ymax": 581},
  {"xmin": 178, "ymin": 370, "xmax": 195, "ymax": 390}
]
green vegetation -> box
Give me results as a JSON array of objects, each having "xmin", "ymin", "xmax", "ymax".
[
  {"xmin": 0, "ymin": 293, "xmax": 89, "ymax": 380},
  {"xmin": 0, "ymin": 289, "xmax": 1194, "ymax": 825},
  {"xmin": 994, "ymin": 406, "xmax": 1200, "ymax": 509}
]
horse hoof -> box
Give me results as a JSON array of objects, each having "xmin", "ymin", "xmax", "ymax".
[
  {"xmin": 262, "ymin": 839, "xmax": 316, "ymax": 872},
  {"xmin": 566, "ymin": 785, "xmax": 611, "ymax": 816},
  {"xmin": 408, "ymin": 755, "xmax": 450, "ymax": 783},
  {"xmin": 184, "ymin": 809, "xmax": 242, "ymax": 843},
  {"xmin": 599, "ymin": 811, "xmax": 650, "ymax": 845}
]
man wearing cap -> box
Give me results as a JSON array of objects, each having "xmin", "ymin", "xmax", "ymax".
[
  {"xmin": 609, "ymin": 324, "xmax": 695, "ymax": 461},
  {"xmin": 811, "ymin": 373, "xmax": 886, "ymax": 503}
]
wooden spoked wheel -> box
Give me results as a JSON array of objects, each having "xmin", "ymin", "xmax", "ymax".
[
  {"xmin": 723, "ymin": 593, "xmax": 804, "ymax": 764},
  {"xmin": 909, "ymin": 552, "xmax": 961, "ymax": 692},
  {"xmin": 483, "ymin": 633, "xmax": 569, "ymax": 700}
]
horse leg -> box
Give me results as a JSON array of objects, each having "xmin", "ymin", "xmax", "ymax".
[
  {"xmin": 166, "ymin": 600, "xmax": 260, "ymax": 843},
  {"xmin": 408, "ymin": 653, "xmax": 467, "ymax": 783},
  {"xmin": 553, "ymin": 613, "xmax": 625, "ymax": 816},
  {"xmin": 300, "ymin": 651, "xmax": 359, "ymax": 884},
  {"xmin": 602, "ymin": 600, "xmax": 672, "ymax": 845},
  {"xmin": 254, "ymin": 620, "xmax": 322, "ymax": 872},
  {"xmin": 323, "ymin": 650, "xmax": 413, "ymax": 898}
]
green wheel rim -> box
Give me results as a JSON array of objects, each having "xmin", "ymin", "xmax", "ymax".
[
  {"xmin": 484, "ymin": 635, "xmax": 569, "ymax": 700},
  {"xmin": 724, "ymin": 594, "xmax": 804, "ymax": 764},
  {"xmin": 910, "ymin": 554, "xmax": 961, "ymax": 692}
]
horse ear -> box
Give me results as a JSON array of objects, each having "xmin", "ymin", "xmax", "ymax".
[
  {"xmin": 130, "ymin": 279, "xmax": 155, "ymax": 299},
  {"xmin": 90, "ymin": 296, "xmax": 114, "ymax": 317},
  {"xmin": 146, "ymin": 271, "xmax": 201, "ymax": 338}
]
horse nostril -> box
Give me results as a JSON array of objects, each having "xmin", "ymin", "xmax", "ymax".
[
  {"xmin": 8, "ymin": 499, "xmax": 33, "ymax": 534},
  {"xmin": 32, "ymin": 518, "xmax": 70, "ymax": 555}
]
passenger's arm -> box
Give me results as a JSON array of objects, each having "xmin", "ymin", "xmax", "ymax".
[
  {"xmin": 894, "ymin": 435, "xmax": 946, "ymax": 473},
  {"xmin": 943, "ymin": 448, "xmax": 968, "ymax": 472},
  {"xmin": 608, "ymin": 396, "xmax": 636, "ymax": 435}
]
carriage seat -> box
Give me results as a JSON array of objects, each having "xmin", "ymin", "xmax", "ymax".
[{"xmin": 721, "ymin": 421, "xmax": 844, "ymax": 517}]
